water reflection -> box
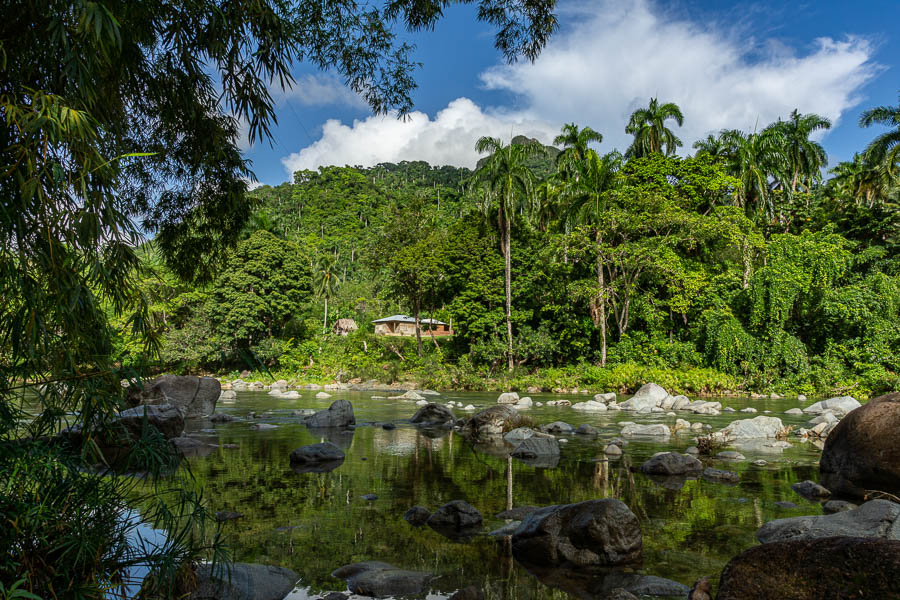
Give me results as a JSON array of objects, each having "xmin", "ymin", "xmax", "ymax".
[{"xmin": 179, "ymin": 390, "xmax": 823, "ymax": 599}]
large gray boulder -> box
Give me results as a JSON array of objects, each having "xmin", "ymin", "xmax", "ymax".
[
  {"xmin": 820, "ymin": 392, "xmax": 900, "ymax": 499},
  {"xmin": 117, "ymin": 404, "xmax": 185, "ymax": 439},
  {"xmin": 303, "ymin": 399, "xmax": 355, "ymax": 428},
  {"xmin": 497, "ymin": 392, "xmax": 520, "ymax": 404},
  {"xmin": 756, "ymin": 499, "xmax": 900, "ymax": 544},
  {"xmin": 716, "ymin": 537, "xmax": 900, "ymax": 600},
  {"xmin": 618, "ymin": 383, "xmax": 669, "ymax": 412},
  {"xmin": 512, "ymin": 499, "xmax": 642, "ymax": 569},
  {"xmin": 409, "ymin": 403, "xmax": 455, "ymax": 428},
  {"xmin": 640, "ymin": 452, "xmax": 702, "ymax": 476},
  {"xmin": 803, "ymin": 395, "xmax": 861, "ymax": 416},
  {"xmin": 332, "ymin": 562, "xmax": 431, "ymax": 597},
  {"xmin": 716, "ymin": 416, "xmax": 785, "ymax": 441},
  {"xmin": 190, "ymin": 562, "xmax": 298, "ymax": 600},
  {"xmin": 129, "ymin": 375, "xmax": 220, "ymax": 418}
]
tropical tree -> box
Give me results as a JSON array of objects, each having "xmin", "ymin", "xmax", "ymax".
[
  {"xmin": 859, "ymin": 90, "xmax": 900, "ymax": 177},
  {"xmin": 693, "ymin": 134, "xmax": 728, "ymax": 159},
  {"xmin": 472, "ymin": 136, "xmax": 546, "ymax": 371},
  {"xmin": 625, "ymin": 97, "xmax": 685, "ymax": 158},
  {"xmin": 829, "ymin": 153, "xmax": 898, "ymax": 207},
  {"xmin": 560, "ymin": 150, "xmax": 623, "ymax": 365},
  {"xmin": 718, "ymin": 127, "xmax": 789, "ymax": 220},
  {"xmin": 314, "ymin": 252, "xmax": 341, "ymax": 334},
  {"xmin": 554, "ymin": 123, "xmax": 603, "ymax": 172},
  {"xmin": 775, "ymin": 109, "xmax": 831, "ymax": 192}
]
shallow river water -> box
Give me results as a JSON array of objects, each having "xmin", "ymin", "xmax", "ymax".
[{"xmin": 180, "ymin": 390, "xmax": 826, "ymax": 599}]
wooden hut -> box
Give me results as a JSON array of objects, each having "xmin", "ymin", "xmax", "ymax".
[{"xmin": 372, "ymin": 315, "xmax": 453, "ymax": 337}]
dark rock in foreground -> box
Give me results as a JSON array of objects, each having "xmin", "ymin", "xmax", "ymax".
[
  {"xmin": 190, "ymin": 562, "xmax": 298, "ymax": 600},
  {"xmin": 303, "ymin": 399, "xmax": 355, "ymax": 428},
  {"xmin": 511, "ymin": 436, "xmax": 560, "ymax": 461},
  {"xmin": 426, "ymin": 500, "xmax": 482, "ymax": 536},
  {"xmin": 716, "ymin": 537, "xmax": 900, "ymax": 599},
  {"xmin": 517, "ymin": 565, "xmax": 686, "ymax": 599},
  {"xmin": 130, "ymin": 375, "xmax": 220, "ymax": 418},
  {"xmin": 331, "ymin": 561, "xmax": 431, "ymax": 597},
  {"xmin": 820, "ymin": 392, "xmax": 900, "ymax": 499},
  {"xmin": 409, "ymin": 403, "xmax": 455, "ymax": 428},
  {"xmin": 512, "ymin": 499, "xmax": 642, "ymax": 569},
  {"xmin": 403, "ymin": 506, "xmax": 431, "ymax": 527},
  {"xmin": 756, "ymin": 499, "xmax": 900, "ymax": 544}
]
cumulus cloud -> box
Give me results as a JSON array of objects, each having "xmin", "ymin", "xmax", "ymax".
[
  {"xmin": 280, "ymin": 0, "xmax": 878, "ymax": 174},
  {"xmin": 281, "ymin": 98, "xmax": 559, "ymax": 173}
]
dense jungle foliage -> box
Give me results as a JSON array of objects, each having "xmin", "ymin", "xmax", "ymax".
[{"xmin": 122, "ymin": 104, "xmax": 900, "ymax": 398}]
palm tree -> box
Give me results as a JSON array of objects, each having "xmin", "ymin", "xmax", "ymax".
[
  {"xmin": 554, "ymin": 123, "xmax": 603, "ymax": 172},
  {"xmin": 560, "ymin": 149, "xmax": 623, "ymax": 365},
  {"xmin": 776, "ymin": 109, "xmax": 831, "ymax": 192},
  {"xmin": 859, "ymin": 90, "xmax": 900, "ymax": 177},
  {"xmin": 693, "ymin": 134, "xmax": 728, "ymax": 159},
  {"xmin": 829, "ymin": 153, "xmax": 897, "ymax": 207},
  {"xmin": 718, "ymin": 127, "xmax": 789, "ymax": 219},
  {"xmin": 625, "ymin": 98, "xmax": 684, "ymax": 158},
  {"xmin": 472, "ymin": 136, "xmax": 546, "ymax": 372},
  {"xmin": 314, "ymin": 252, "xmax": 340, "ymax": 334}
]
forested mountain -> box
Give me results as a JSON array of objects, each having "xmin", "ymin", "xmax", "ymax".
[{"xmin": 122, "ymin": 103, "xmax": 900, "ymax": 397}]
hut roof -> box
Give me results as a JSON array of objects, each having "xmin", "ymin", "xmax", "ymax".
[{"xmin": 372, "ymin": 314, "xmax": 447, "ymax": 325}]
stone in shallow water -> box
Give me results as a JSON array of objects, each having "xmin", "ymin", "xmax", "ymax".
[
  {"xmin": 791, "ymin": 480, "xmax": 831, "ymax": 500},
  {"xmin": 512, "ymin": 499, "xmax": 642, "ymax": 569},
  {"xmin": 775, "ymin": 501, "xmax": 799, "ymax": 509},
  {"xmin": 640, "ymin": 452, "xmax": 702, "ymax": 476},
  {"xmin": 702, "ymin": 468, "xmax": 740, "ymax": 483},
  {"xmin": 190, "ymin": 562, "xmax": 299, "ymax": 600},
  {"xmin": 426, "ymin": 500, "xmax": 483, "ymax": 535},
  {"xmin": 716, "ymin": 451, "xmax": 746, "ymax": 461},
  {"xmin": 757, "ymin": 499, "xmax": 900, "ymax": 544},
  {"xmin": 823, "ymin": 500, "xmax": 858, "ymax": 513},
  {"xmin": 575, "ymin": 423, "xmax": 598, "ymax": 435},
  {"xmin": 604, "ymin": 444, "xmax": 623, "ymax": 457},
  {"xmin": 403, "ymin": 506, "xmax": 431, "ymax": 527},
  {"xmin": 331, "ymin": 561, "xmax": 431, "ymax": 598}
]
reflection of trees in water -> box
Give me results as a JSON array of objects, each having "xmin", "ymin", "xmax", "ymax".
[{"xmin": 179, "ymin": 424, "xmax": 821, "ymax": 597}]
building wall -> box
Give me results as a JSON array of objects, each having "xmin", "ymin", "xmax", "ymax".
[{"xmin": 374, "ymin": 321, "xmax": 454, "ymax": 337}]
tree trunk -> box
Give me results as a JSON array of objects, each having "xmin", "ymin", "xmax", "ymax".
[
  {"xmin": 323, "ymin": 296, "xmax": 328, "ymax": 334},
  {"xmin": 503, "ymin": 209, "xmax": 514, "ymax": 373},
  {"xmin": 596, "ymin": 233, "xmax": 607, "ymax": 367},
  {"xmin": 414, "ymin": 299, "xmax": 423, "ymax": 358},
  {"xmin": 742, "ymin": 239, "xmax": 752, "ymax": 289}
]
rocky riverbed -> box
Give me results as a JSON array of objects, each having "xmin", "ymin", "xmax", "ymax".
[{"xmin": 80, "ymin": 378, "xmax": 899, "ymax": 599}]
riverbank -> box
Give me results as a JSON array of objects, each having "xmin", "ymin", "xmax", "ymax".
[{"xmin": 206, "ymin": 361, "xmax": 878, "ymax": 401}]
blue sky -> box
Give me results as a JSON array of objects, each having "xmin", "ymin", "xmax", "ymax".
[{"xmin": 243, "ymin": 0, "xmax": 900, "ymax": 187}]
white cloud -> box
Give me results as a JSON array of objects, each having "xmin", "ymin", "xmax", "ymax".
[
  {"xmin": 279, "ymin": 0, "xmax": 878, "ymax": 174},
  {"xmin": 279, "ymin": 74, "xmax": 367, "ymax": 109},
  {"xmin": 281, "ymin": 97, "xmax": 558, "ymax": 173},
  {"xmin": 480, "ymin": 0, "xmax": 878, "ymax": 152}
]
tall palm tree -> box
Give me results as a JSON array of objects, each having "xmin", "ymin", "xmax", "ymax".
[
  {"xmin": 718, "ymin": 127, "xmax": 789, "ymax": 219},
  {"xmin": 625, "ymin": 98, "xmax": 684, "ymax": 158},
  {"xmin": 776, "ymin": 109, "xmax": 831, "ymax": 192},
  {"xmin": 314, "ymin": 252, "xmax": 340, "ymax": 334},
  {"xmin": 472, "ymin": 136, "xmax": 545, "ymax": 372},
  {"xmin": 560, "ymin": 149, "xmax": 623, "ymax": 365},
  {"xmin": 554, "ymin": 123, "xmax": 603, "ymax": 172},
  {"xmin": 859, "ymin": 90, "xmax": 900, "ymax": 177}
]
